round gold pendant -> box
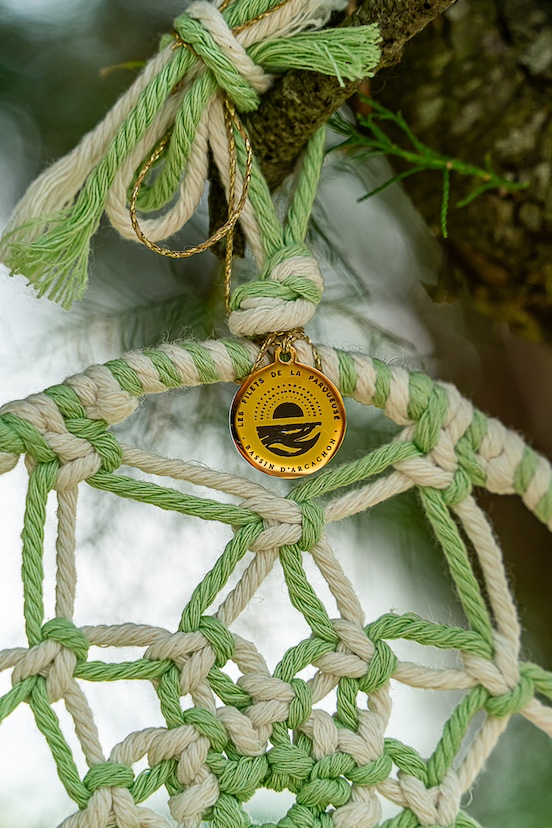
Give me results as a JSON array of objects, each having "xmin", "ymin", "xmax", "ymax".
[{"xmin": 230, "ymin": 349, "xmax": 346, "ymax": 478}]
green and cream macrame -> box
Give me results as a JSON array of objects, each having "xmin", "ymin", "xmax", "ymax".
[
  {"xmin": 1, "ymin": 340, "xmax": 552, "ymax": 828},
  {"xmin": 0, "ymin": 1, "xmax": 551, "ymax": 827}
]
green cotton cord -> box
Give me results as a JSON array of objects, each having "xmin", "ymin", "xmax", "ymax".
[
  {"xmin": 180, "ymin": 341, "xmax": 221, "ymax": 383},
  {"xmin": 514, "ymin": 445, "xmax": 539, "ymax": 497},
  {"xmin": 208, "ymin": 667, "xmax": 252, "ymax": 708},
  {"xmin": 1, "ymin": 412, "xmax": 58, "ymax": 463},
  {"xmin": 247, "ymin": 29, "xmax": 380, "ymax": 82},
  {"xmin": 379, "ymin": 811, "xmax": 485, "ymax": 828},
  {"xmin": 87, "ymin": 469, "xmax": 259, "ymax": 527},
  {"xmin": 366, "ymin": 612, "xmax": 493, "ymax": 659},
  {"xmin": 418, "ymin": 487, "xmax": 494, "ymax": 646},
  {"xmin": 75, "ymin": 659, "xmax": 173, "ymax": 682},
  {"xmin": 179, "ymin": 522, "xmax": 263, "ymax": 632},
  {"xmin": 29, "ymin": 677, "xmax": 90, "ymax": 807},
  {"xmin": 142, "ymin": 349, "xmax": 183, "ymax": 388},
  {"xmin": 136, "ymin": 71, "xmax": 217, "ymax": 212},
  {"xmin": 84, "ymin": 762, "xmax": 134, "ymax": 795},
  {"xmin": 3, "ymin": 46, "xmax": 194, "ymax": 309},
  {"xmin": 279, "ymin": 544, "xmax": 338, "ymax": 644},
  {"xmin": 229, "ymin": 117, "xmax": 327, "ymax": 264},
  {"xmin": 176, "ymin": 15, "xmax": 261, "ymax": 112},
  {"xmin": 0, "ymin": 677, "xmax": 37, "ymax": 725},
  {"xmin": 384, "ymin": 739, "xmax": 429, "ymax": 784},
  {"xmin": 105, "ymin": 359, "xmax": 144, "ymax": 396},
  {"xmin": 1, "ymin": 0, "xmax": 380, "ymax": 309},
  {"xmin": 131, "ymin": 760, "xmax": 175, "ymax": 805},
  {"xmin": 224, "ymin": 0, "xmax": 288, "ymax": 29},
  {"xmin": 2, "ymin": 338, "xmax": 552, "ymax": 825},
  {"xmin": 425, "ymin": 686, "xmax": 488, "ymax": 787},
  {"xmin": 21, "ymin": 461, "xmax": 58, "ymax": 646},
  {"xmin": 156, "ymin": 664, "xmax": 188, "ymax": 730},
  {"xmin": 274, "ymin": 636, "xmax": 335, "ymax": 683},
  {"xmin": 232, "ymin": 120, "xmax": 284, "ymax": 260},
  {"xmin": 292, "ymin": 440, "xmax": 420, "ymax": 503},
  {"xmin": 514, "ymin": 445, "xmax": 552, "ymax": 525},
  {"xmin": 284, "ymin": 126, "xmax": 326, "ymax": 247},
  {"xmin": 336, "ymin": 350, "xmax": 357, "ymax": 399},
  {"xmin": 337, "ymin": 675, "xmax": 360, "ymax": 730}
]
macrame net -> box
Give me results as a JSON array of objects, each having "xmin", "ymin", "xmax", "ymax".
[
  {"xmin": 0, "ymin": 0, "xmax": 551, "ymax": 824},
  {"xmin": 1, "ymin": 336, "xmax": 551, "ymax": 828}
]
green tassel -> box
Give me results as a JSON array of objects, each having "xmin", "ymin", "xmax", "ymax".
[
  {"xmin": 1, "ymin": 44, "xmax": 193, "ymax": 309},
  {"xmin": 0, "ymin": 6, "xmax": 380, "ymax": 310}
]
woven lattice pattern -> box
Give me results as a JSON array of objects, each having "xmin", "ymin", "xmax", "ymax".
[{"xmin": 1, "ymin": 337, "xmax": 551, "ymax": 828}]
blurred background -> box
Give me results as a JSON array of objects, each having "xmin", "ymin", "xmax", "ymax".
[{"xmin": 0, "ymin": 1, "xmax": 551, "ymax": 826}]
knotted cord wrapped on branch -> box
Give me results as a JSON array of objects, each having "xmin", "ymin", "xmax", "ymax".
[{"xmin": 0, "ymin": 0, "xmax": 380, "ymax": 311}]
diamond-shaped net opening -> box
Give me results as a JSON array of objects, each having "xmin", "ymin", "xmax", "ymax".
[{"xmin": 0, "ymin": 338, "xmax": 551, "ymax": 828}]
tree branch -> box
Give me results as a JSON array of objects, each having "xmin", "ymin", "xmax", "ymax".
[
  {"xmin": 249, "ymin": 0, "xmax": 459, "ymax": 191},
  {"xmin": 209, "ymin": 0, "xmax": 458, "ymax": 250}
]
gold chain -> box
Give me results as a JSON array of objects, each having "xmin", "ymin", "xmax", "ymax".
[
  {"xmin": 129, "ymin": 0, "xmax": 297, "ymax": 310},
  {"xmin": 251, "ymin": 329, "xmax": 322, "ymax": 374},
  {"xmin": 130, "ymin": 0, "xmax": 307, "ymax": 338},
  {"xmin": 130, "ymin": 98, "xmax": 253, "ymax": 294}
]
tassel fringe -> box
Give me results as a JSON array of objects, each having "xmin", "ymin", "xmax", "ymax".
[{"xmin": 0, "ymin": 0, "xmax": 380, "ymax": 308}]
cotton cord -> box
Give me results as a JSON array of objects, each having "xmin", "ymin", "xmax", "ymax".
[
  {"xmin": 1, "ymin": 337, "xmax": 551, "ymax": 828},
  {"xmin": 0, "ymin": 0, "xmax": 381, "ymax": 315}
]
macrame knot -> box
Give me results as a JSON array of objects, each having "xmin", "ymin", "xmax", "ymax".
[
  {"xmin": 65, "ymin": 365, "xmax": 138, "ymax": 425},
  {"xmin": 144, "ymin": 627, "xmax": 228, "ymax": 695},
  {"xmin": 83, "ymin": 762, "xmax": 135, "ymax": 794},
  {"xmin": 0, "ymin": 386, "xmax": 124, "ymax": 490},
  {"xmin": 243, "ymin": 493, "xmax": 305, "ymax": 549},
  {"xmin": 463, "ymin": 635, "xmax": 536, "ymax": 718},
  {"xmin": 347, "ymin": 753, "xmax": 393, "ymax": 786},
  {"xmin": 296, "ymin": 774, "xmax": 351, "ymax": 810},
  {"xmin": 10, "ymin": 618, "xmax": 88, "ymax": 702},
  {"xmin": 228, "ymin": 245, "xmax": 324, "ymax": 337},
  {"xmin": 358, "ymin": 640, "xmax": 397, "ymax": 693},
  {"xmin": 205, "ymin": 753, "xmax": 267, "ymax": 800},
  {"xmin": 145, "ymin": 721, "xmax": 219, "ymax": 825},
  {"xmin": 267, "ymin": 743, "xmax": 314, "ymax": 781},
  {"xmin": 441, "ymin": 465, "xmax": 473, "ymax": 506},
  {"xmin": 395, "ymin": 769, "xmax": 461, "ymax": 828},
  {"xmin": 279, "ymin": 802, "xmax": 333, "ymax": 828},
  {"xmin": 320, "ymin": 620, "xmax": 396, "ymax": 695},
  {"xmin": 287, "ymin": 677, "xmax": 313, "ymax": 728},
  {"xmin": 174, "ymin": 1, "xmax": 272, "ymax": 111},
  {"xmin": 183, "ymin": 707, "xmax": 229, "ymax": 752},
  {"xmin": 0, "ymin": 415, "xmax": 21, "ymax": 473},
  {"xmin": 197, "ymin": 615, "xmax": 235, "ymax": 667},
  {"xmin": 42, "ymin": 617, "xmax": 90, "ymax": 660},
  {"xmin": 165, "ymin": 709, "xmax": 228, "ymax": 825},
  {"xmin": 297, "ymin": 499, "xmax": 325, "ymax": 550},
  {"xmin": 484, "ymin": 671, "xmax": 535, "ymax": 717}
]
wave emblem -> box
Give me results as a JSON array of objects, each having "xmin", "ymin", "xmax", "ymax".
[{"xmin": 256, "ymin": 402, "xmax": 322, "ymax": 457}]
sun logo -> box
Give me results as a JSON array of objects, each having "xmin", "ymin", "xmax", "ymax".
[
  {"xmin": 256, "ymin": 402, "xmax": 322, "ymax": 457},
  {"xmin": 230, "ymin": 351, "xmax": 346, "ymax": 477}
]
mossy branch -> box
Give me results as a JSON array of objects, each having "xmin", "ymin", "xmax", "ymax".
[
  {"xmin": 209, "ymin": 0, "xmax": 460, "ymax": 249},
  {"xmin": 330, "ymin": 99, "xmax": 528, "ymax": 238}
]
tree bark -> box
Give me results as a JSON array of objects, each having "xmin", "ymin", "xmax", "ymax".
[
  {"xmin": 246, "ymin": 0, "xmax": 460, "ymax": 191},
  {"xmin": 209, "ymin": 0, "xmax": 458, "ymax": 250},
  {"xmin": 375, "ymin": 0, "xmax": 552, "ymax": 340}
]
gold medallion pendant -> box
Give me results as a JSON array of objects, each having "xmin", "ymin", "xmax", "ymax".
[{"xmin": 231, "ymin": 345, "xmax": 346, "ymax": 478}]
